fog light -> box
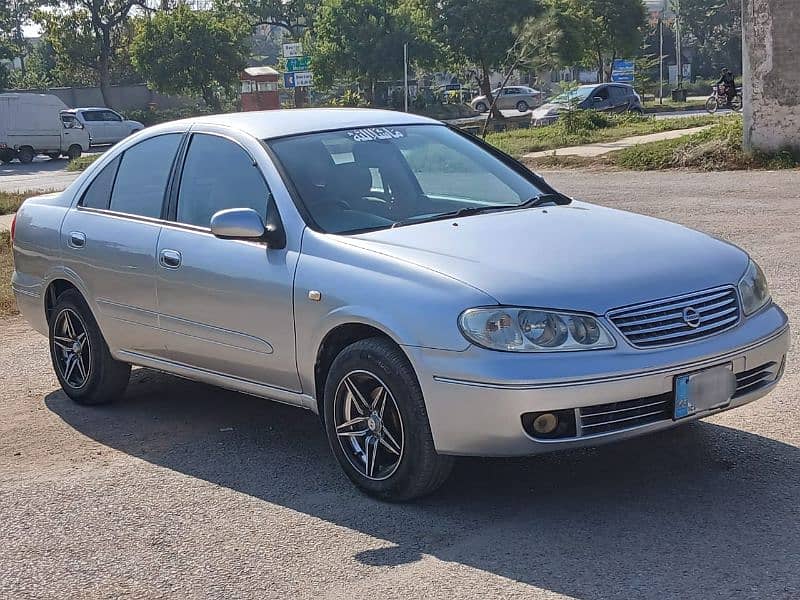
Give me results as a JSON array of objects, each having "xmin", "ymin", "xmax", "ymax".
[{"xmin": 532, "ymin": 413, "xmax": 558, "ymax": 435}]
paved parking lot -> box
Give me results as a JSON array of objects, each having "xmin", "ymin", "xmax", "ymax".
[{"xmin": 1, "ymin": 170, "xmax": 798, "ymax": 599}]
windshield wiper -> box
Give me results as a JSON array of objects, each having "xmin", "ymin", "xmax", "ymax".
[
  {"xmin": 520, "ymin": 193, "xmax": 570, "ymax": 208},
  {"xmin": 391, "ymin": 204, "xmax": 518, "ymax": 228},
  {"xmin": 390, "ymin": 194, "xmax": 570, "ymax": 228}
]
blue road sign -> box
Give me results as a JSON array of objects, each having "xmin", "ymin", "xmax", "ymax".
[
  {"xmin": 283, "ymin": 72, "xmax": 296, "ymax": 88},
  {"xmin": 612, "ymin": 59, "xmax": 635, "ymax": 83}
]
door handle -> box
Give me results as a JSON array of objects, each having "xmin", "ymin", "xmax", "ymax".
[
  {"xmin": 159, "ymin": 249, "xmax": 182, "ymax": 269},
  {"xmin": 68, "ymin": 231, "xmax": 86, "ymax": 248}
]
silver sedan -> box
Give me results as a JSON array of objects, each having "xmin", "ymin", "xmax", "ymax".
[
  {"xmin": 11, "ymin": 109, "xmax": 789, "ymax": 501},
  {"xmin": 470, "ymin": 86, "xmax": 543, "ymax": 113}
]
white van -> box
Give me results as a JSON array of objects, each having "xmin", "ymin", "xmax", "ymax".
[{"xmin": 0, "ymin": 93, "xmax": 91, "ymax": 164}]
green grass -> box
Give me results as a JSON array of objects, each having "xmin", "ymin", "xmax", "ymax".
[
  {"xmin": 0, "ymin": 231, "xmax": 16, "ymax": 316},
  {"xmin": 66, "ymin": 154, "xmax": 101, "ymax": 172},
  {"xmin": 523, "ymin": 116, "xmax": 800, "ymax": 172},
  {"xmin": 485, "ymin": 112, "xmax": 719, "ymax": 158},
  {"xmin": 615, "ymin": 117, "xmax": 799, "ymax": 171},
  {"xmin": 0, "ymin": 192, "xmax": 26, "ymax": 216}
]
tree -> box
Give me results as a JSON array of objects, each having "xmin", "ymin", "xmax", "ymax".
[
  {"xmin": 221, "ymin": 0, "xmax": 319, "ymax": 34},
  {"xmin": 560, "ymin": 0, "xmax": 647, "ymax": 82},
  {"xmin": 435, "ymin": 0, "xmax": 541, "ymax": 119},
  {"xmin": 310, "ymin": 0, "xmax": 437, "ymax": 105},
  {"xmin": 35, "ymin": 0, "xmax": 145, "ymax": 107},
  {"xmin": 131, "ymin": 4, "xmax": 250, "ymax": 111},
  {"xmin": 674, "ymin": 0, "xmax": 742, "ymax": 77}
]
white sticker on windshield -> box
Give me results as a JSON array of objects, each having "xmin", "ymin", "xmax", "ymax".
[{"xmin": 346, "ymin": 127, "xmax": 405, "ymax": 142}]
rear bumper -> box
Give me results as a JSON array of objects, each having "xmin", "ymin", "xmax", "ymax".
[{"xmin": 405, "ymin": 304, "xmax": 790, "ymax": 456}]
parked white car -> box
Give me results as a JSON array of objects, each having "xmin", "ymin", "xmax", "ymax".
[
  {"xmin": 0, "ymin": 93, "xmax": 90, "ymax": 163},
  {"xmin": 64, "ymin": 108, "xmax": 144, "ymax": 146}
]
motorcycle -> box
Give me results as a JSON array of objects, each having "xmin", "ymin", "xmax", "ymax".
[{"xmin": 706, "ymin": 84, "xmax": 743, "ymax": 114}]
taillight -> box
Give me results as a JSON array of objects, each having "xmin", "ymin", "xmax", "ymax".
[{"xmin": 10, "ymin": 212, "xmax": 16, "ymax": 243}]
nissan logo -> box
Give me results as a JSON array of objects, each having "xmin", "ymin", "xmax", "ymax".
[{"xmin": 682, "ymin": 307, "xmax": 702, "ymax": 328}]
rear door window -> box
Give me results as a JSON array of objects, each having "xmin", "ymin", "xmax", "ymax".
[{"xmin": 109, "ymin": 134, "xmax": 182, "ymax": 219}]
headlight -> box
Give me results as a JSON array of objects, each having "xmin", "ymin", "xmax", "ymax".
[
  {"xmin": 738, "ymin": 259, "xmax": 771, "ymax": 315},
  {"xmin": 459, "ymin": 307, "xmax": 616, "ymax": 352}
]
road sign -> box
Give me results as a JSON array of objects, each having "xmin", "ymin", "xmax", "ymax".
[
  {"xmin": 294, "ymin": 71, "xmax": 313, "ymax": 87},
  {"xmin": 612, "ymin": 58, "xmax": 635, "ymax": 83},
  {"xmin": 282, "ymin": 42, "xmax": 303, "ymax": 58},
  {"xmin": 286, "ymin": 56, "xmax": 311, "ymax": 72},
  {"xmin": 283, "ymin": 71, "xmax": 313, "ymax": 88}
]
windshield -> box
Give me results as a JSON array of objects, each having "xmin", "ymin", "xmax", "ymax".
[
  {"xmin": 549, "ymin": 87, "xmax": 595, "ymax": 104},
  {"xmin": 267, "ymin": 124, "xmax": 547, "ymax": 234}
]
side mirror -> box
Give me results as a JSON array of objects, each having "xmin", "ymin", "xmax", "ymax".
[{"xmin": 210, "ymin": 208, "xmax": 267, "ymax": 240}]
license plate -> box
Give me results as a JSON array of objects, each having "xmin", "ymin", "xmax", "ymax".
[{"xmin": 674, "ymin": 364, "xmax": 736, "ymax": 419}]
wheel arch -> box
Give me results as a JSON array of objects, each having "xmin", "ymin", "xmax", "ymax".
[{"xmin": 313, "ymin": 322, "xmax": 411, "ymax": 420}]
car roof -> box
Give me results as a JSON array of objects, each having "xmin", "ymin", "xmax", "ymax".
[{"xmin": 175, "ymin": 108, "xmax": 439, "ymax": 140}]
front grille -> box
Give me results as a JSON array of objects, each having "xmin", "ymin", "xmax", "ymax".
[
  {"xmin": 608, "ymin": 287, "xmax": 741, "ymax": 348},
  {"xmin": 734, "ymin": 361, "xmax": 780, "ymax": 398},
  {"xmin": 578, "ymin": 393, "xmax": 673, "ymax": 435}
]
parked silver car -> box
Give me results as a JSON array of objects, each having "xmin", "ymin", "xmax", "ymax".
[
  {"xmin": 471, "ymin": 86, "xmax": 543, "ymax": 113},
  {"xmin": 11, "ymin": 109, "xmax": 789, "ymax": 501},
  {"xmin": 63, "ymin": 108, "xmax": 144, "ymax": 146}
]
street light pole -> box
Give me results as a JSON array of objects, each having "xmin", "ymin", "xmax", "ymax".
[{"xmin": 404, "ymin": 43, "xmax": 409, "ymax": 112}]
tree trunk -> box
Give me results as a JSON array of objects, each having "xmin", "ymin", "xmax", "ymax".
[
  {"xmin": 596, "ymin": 50, "xmax": 605, "ymax": 82},
  {"xmin": 98, "ymin": 51, "xmax": 113, "ymax": 108},
  {"xmin": 201, "ymin": 85, "xmax": 222, "ymax": 112},
  {"xmin": 479, "ymin": 61, "xmax": 504, "ymax": 122}
]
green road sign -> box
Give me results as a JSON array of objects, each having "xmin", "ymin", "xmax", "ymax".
[{"xmin": 286, "ymin": 56, "xmax": 311, "ymax": 72}]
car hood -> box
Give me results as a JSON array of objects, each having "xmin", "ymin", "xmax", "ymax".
[
  {"xmin": 346, "ymin": 202, "xmax": 749, "ymax": 314},
  {"xmin": 531, "ymin": 103, "xmax": 563, "ymax": 116}
]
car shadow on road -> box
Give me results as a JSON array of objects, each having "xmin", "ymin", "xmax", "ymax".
[{"xmin": 45, "ymin": 369, "xmax": 800, "ymax": 599}]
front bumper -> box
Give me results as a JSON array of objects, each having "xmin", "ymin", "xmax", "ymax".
[{"xmin": 405, "ymin": 304, "xmax": 790, "ymax": 456}]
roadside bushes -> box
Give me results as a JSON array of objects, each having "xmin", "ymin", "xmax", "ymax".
[{"xmin": 615, "ymin": 117, "xmax": 799, "ymax": 170}]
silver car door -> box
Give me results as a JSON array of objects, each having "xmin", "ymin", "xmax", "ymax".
[
  {"xmin": 155, "ymin": 131, "xmax": 301, "ymax": 392},
  {"xmin": 59, "ymin": 133, "xmax": 183, "ymax": 355}
]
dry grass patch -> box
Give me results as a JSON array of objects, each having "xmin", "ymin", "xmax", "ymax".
[{"xmin": 0, "ymin": 231, "xmax": 17, "ymax": 316}]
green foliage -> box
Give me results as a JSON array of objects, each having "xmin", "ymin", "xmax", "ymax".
[
  {"xmin": 131, "ymin": 5, "xmax": 250, "ymax": 112},
  {"xmin": 65, "ymin": 154, "xmax": 101, "ymax": 172},
  {"xmin": 675, "ymin": 0, "xmax": 742, "ymax": 78},
  {"xmin": 310, "ymin": 0, "xmax": 437, "ymax": 102},
  {"xmin": 124, "ymin": 106, "xmax": 214, "ymax": 127},
  {"xmin": 328, "ymin": 89, "xmax": 369, "ymax": 107},
  {"xmin": 34, "ymin": 0, "xmax": 142, "ymax": 104},
  {"xmin": 553, "ymin": 0, "xmax": 646, "ymax": 81},
  {"xmin": 614, "ymin": 117, "xmax": 799, "ymax": 171},
  {"xmin": 219, "ymin": 0, "xmax": 320, "ymax": 33}
]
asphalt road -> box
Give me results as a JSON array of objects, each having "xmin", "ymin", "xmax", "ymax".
[
  {"xmin": 1, "ymin": 170, "xmax": 799, "ymax": 599},
  {"xmin": 0, "ymin": 156, "xmax": 83, "ymax": 193}
]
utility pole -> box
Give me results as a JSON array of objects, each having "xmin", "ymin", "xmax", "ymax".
[
  {"xmin": 403, "ymin": 43, "xmax": 409, "ymax": 112},
  {"xmin": 674, "ymin": 0, "xmax": 683, "ymax": 89},
  {"xmin": 659, "ymin": 13, "xmax": 664, "ymax": 104}
]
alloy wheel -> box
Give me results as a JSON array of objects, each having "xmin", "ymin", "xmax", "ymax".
[
  {"xmin": 52, "ymin": 308, "xmax": 91, "ymax": 389},
  {"xmin": 333, "ymin": 370, "xmax": 404, "ymax": 481}
]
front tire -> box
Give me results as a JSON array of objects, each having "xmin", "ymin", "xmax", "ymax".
[
  {"xmin": 324, "ymin": 338, "xmax": 454, "ymax": 502},
  {"xmin": 67, "ymin": 145, "xmax": 82, "ymax": 160},
  {"xmin": 705, "ymin": 97, "xmax": 719, "ymax": 114},
  {"xmin": 474, "ymin": 101, "xmax": 488, "ymax": 113},
  {"xmin": 49, "ymin": 289, "xmax": 131, "ymax": 405}
]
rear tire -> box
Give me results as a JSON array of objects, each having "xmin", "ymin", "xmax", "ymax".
[
  {"xmin": 67, "ymin": 145, "xmax": 82, "ymax": 160},
  {"xmin": 18, "ymin": 146, "xmax": 34, "ymax": 164},
  {"xmin": 731, "ymin": 95, "xmax": 743, "ymax": 112},
  {"xmin": 475, "ymin": 102, "xmax": 488, "ymax": 113},
  {"xmin": 0, "ymin": 149, "xmax": 15, "ymax": 164},
  {"xmin": 49, "ymin": 289, "xmax": 131, "ymax": 406},
  {"xmin": 323, "ymin": 337, "xmax": 454, "ymax": 502},
  {"xmin": 516, "ymin": 100, "xmax": 529, "ymax": 112},
  {"xmin": 705, "ymin": 97, "xmax": 719, "ymax": 114}
]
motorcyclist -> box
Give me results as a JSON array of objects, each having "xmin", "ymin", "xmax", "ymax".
[{"xmin": 717, "ymin": 68, "xmax": 737, "ymax": 107}]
